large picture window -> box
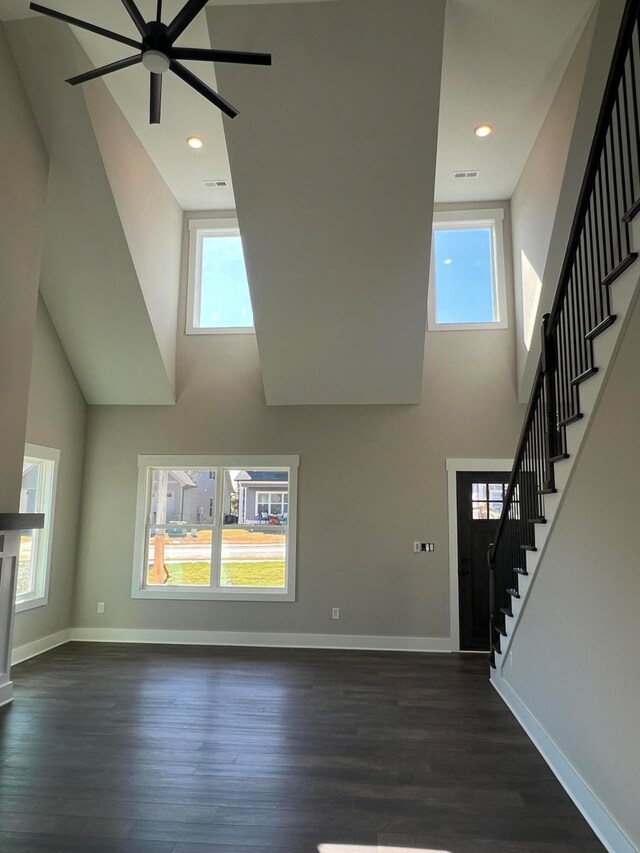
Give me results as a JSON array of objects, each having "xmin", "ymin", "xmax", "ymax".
[
  {"xmin": 132, "ymin": 455, "xmax": 298, "ymax": 601},
  {"xmin": 428, "ymin": 208, "xmax": 508, "ymax": 331},
  {"xmin": 16, "ymin": 444, "xmax": 59, "ymax": 612},
  {"xmin": 186, "ymin": 217, "xmax": 254, "ymax": 335}
]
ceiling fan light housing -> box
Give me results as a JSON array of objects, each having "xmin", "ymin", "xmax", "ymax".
[{"xmin": 143, "ymin": 50, "xmax": 170, "ymax": 74}]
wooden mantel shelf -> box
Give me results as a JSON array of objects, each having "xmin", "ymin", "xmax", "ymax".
[{"xmin": 0, "ymin": 513, "xmax": 45, "ymax": 531}]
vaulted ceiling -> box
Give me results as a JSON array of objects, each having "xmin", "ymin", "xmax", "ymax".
[{"xmin": 0, "ymin": 0, "xmax": 595, "ymax": 405}]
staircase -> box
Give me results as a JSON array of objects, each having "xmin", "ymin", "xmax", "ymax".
[{"xmin": 489, "ymin": 0, "xmax": 640, "ymax": 673}]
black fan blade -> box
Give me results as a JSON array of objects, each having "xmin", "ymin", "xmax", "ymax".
[
  {"xmin": 67, "ymin": 54, "xmax": 142, "ymax": 86},
  {"xmin": 170, "ymin": 60, "xmax": 238, "ymax": 118},
  {"xmin": 166, "ymin": 0, "xmax": 209, "ymax": 43},
  {"xmin": 120, "ymin": 0, "xmax": 147, "ymax": 36},
  {"xmin": 30, "ymin": 4, "xmax": 142, "ymax": 50},
  {"xmin": 150, "ymin": 73, "xmax": 162, "ymax": 124},
  {"xmin": 171, "ymin": 47, "xmax": 272, "ymax": 66}
]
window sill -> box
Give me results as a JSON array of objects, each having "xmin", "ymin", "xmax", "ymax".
[
  {"xmin": 132, "ymin": 588, "xmax": 295, "ymax": 602},
  {"xmin": 185, "ymin": 327, "xmax": 256, "ymax": 336},
  {"xmin": 428, "ymin": 320, "xmax": 509, "ymax": 332},
  {"xmin": 15, "ymin": 595, "xmax": 48, "ymax": 614}
]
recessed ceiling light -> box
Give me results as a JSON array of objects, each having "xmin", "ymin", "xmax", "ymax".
[
  {"xmin": 187, "ymin": 136, "xmax": 204, "ymax": 149},
  {"xmin": 475, "ymin": 124, "xmax": 493, "ymax": 138}
]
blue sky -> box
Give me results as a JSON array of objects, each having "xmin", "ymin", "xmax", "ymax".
[
  {"xmin": 434, "ymin": 227, "xmax": 495, "ymax": 324},
  {"xmin": 200, "ymin": 236, "xmax": 254, "ymax": 328}
]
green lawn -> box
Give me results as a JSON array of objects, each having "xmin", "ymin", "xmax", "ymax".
[{"xmin": 148, "ymin": 560, "xmax": 286, "ymax": 588}]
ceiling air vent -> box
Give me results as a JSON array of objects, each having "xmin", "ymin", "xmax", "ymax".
[
  {"xmin": 454, "ymin": 170, "xmax": 479, "ymax": 179},
  {"xmin": 203, "ymin": 179, "xmax": 229, "ymax": 188}
]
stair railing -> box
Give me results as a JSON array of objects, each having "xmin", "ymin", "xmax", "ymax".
[{"xmin": 489, "ymin": 0, "xmax": 640, "ymax": 667}]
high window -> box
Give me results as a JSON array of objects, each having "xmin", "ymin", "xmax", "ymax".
[
  {"xmin": 132, "ymin": 455, "xmax": 298, "ymax": 601},
  {"xmin": 428, "ymin": 209, "xmax": 507, "ymax": 331},
  {"xmin": 186, "ymin": 218, "xmax": 254, "ymax": 334},
  {"xmin": 16, "ymin": 445, "xmax": 59, "ymax": 612}
]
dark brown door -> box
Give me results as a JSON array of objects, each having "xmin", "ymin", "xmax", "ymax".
[{"xmin": 456, "ymin": 472, "xmax": 510, "ymax": 651}]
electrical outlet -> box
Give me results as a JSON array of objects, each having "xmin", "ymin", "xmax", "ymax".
[
  {"xmin": 97, "ymin": 602, "xmax": 105, "ymax": 614},
  {"xmin": 414, "ymin": 542, "xmax": 435, "ymax": 553},
  {"xmin": 332, "ymin": 607, "xmax": 340, "ymax": 620}
]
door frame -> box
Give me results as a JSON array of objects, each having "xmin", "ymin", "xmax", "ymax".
[{"xmin": 446, "ymin": 458, "xmax": 513, "ymax": 652}]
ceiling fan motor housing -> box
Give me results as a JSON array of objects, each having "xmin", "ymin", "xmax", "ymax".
[{"xmin": 142, "ymin": 22, "xmax": 171, "ymax": 72}]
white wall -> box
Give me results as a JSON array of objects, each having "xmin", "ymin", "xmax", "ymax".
[
  {"xmin": 71, "ymin": 206, "xmax": 525, "ymax": 643},
  {"xmin": 502, "ymin": 286, "xmax": 640, "ymax": 848},
  {"xmin": 516, "ymin": 0, "xmax": 628, "ymax": 402},
  {"xmin": 13, "ymin": 298, "xmax": 87, "ymax": 649},
  {"xmin": 82, "ymin": 69, "xmax": 183, "ymax": 394},
  {"xmin": 511, "ymin": 8, "xmax": 596, "ymax": 397},
  {"xmin": 5, "ymin": 18, "xmax": 176, "ymax": 406},
  {"xmin": 0, "ymin": 22, "xmax": 48, "ymax": 510},
  {"xmin": 209, "ymin": 0, "xmax": 445, "ymax": 406}
]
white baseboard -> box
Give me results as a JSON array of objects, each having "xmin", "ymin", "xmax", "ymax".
[
  {"xmin": 69, "ymin": 627, "xmax": 452, "ymax": 653},
  {"xmin": 0, "ymin": 680, "xmax": 13, "ymax": 708},
  {"xmin": 491, "ymin": 672, "xmax": 638, "ymax": 853},
  {"xmin": 11, "ymin": 629, "xmax": 72, "ymax": 666}
]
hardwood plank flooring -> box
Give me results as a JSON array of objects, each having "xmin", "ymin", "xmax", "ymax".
[{"xmin": 0, "ymin": 643, "xmax": 603, "ymax": 852}]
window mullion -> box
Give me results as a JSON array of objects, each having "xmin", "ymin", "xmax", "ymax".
[{"xmin": 210, "ymin": 469, "xmax": 224, "ymax": 590}]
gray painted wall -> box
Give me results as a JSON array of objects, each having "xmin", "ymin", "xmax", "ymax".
[
  {"xmin": 503, "ymin": 288, "xmax": 640, "ymax": 847},
  {"xmin": 0, "ymin": 23, "xmax": 48, "ymax": 510},
  {"xmin": 13, "ymin": 298, "xmax": 86, "ymax": 649},
  {"xmin": 71, "ymin": 207, "xmax": 524, "ymax": 640}
]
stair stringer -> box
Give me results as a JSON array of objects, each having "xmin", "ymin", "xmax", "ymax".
[{"xmin": 493, "ymin": 217, "xmax": 640, "ymax": 674}]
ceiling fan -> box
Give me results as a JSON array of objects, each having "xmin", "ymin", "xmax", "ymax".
[{"xmin": 29, "ymin": 0, "xmax": 271, "ymax": 124}]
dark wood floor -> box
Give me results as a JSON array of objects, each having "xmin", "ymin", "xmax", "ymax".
[{"xmin": 0, "ymin": 643, "xmax": 602, "ymax": 852}]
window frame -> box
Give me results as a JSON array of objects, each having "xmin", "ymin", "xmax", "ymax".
[
  {"xmin": 428, "ymin": 208, "xmax": 508, "ymax": 332},
  {"xmin": 15, "ymin": 443, "xmax": 60, "ymax": 613},
  {"xmin": 131, "ymin": 455, "xmax": 298, "ymax": 602},
  {"xmin": 256, "ymin": 491, "xmax": 288, "ymax": 517},
  {"xmin": 186, "ymin": 217, "xmax": 255, "ymax": 336}
]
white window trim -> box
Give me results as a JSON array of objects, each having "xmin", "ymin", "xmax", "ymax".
[
  {"xmin": 132, "ymin": 455, "xmax": 299, "ymax": 602},
  {"xmin": 186, "ymin": 217, "xmax": 255, "ymax": 336},
  {"xmin": 15, "ymin": 443, "xmax": 60, "ymax": 613},
  {"xmin": 428, "ymin": 208, "xmax": 508, "ymax": 332}
]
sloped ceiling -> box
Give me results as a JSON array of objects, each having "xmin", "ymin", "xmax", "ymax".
[
  {"xmin": 5, "ymin": 17, "xmax": 180, "ymax": 405},
  {"xmin": 209, "ymin": 0, "xmax": 446, "ymax": 405}
]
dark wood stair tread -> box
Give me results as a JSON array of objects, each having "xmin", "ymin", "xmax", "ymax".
[
  {"xmin": 586, "ymin": 315, "xmax": 617, "ymax": 341},
  {"xmin": 507, "ymin": 588, "xmax": 521, "ymax": 598},
  {"xmin": 558, "ymin": 412, "xmax": 584, "ymax": 428},
  {"xmin": 521, "ymin": 544, "xmax": 537, "ymax": 552},
  {"xmin": 500, "ymin": 607, "xmax": 513, "ymax": 619},
  {"xmin": 571, "ymin": 366, "xmax": 598, "ymax": 386},
  {"xmin": 600, "ymin": 252, "xmax": 638, "ymax": 287},
  {"xmin": 549, "ymin": 453, "xmax": 570, "ymax": 464}
]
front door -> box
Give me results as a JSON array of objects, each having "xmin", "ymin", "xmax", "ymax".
[{"xmin": 456, "ymin": 471, "xmax": 510, "ymax": 651}]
